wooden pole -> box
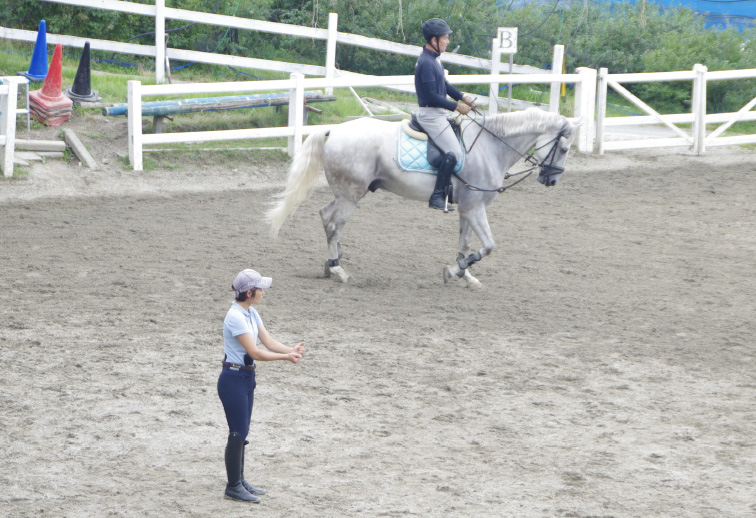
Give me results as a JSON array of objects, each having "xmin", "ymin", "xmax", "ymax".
[
  {"xmin": 127, "ymin": 80, "xmax": 144, "ymax": 170},
  {"xmin": 0, "ymin": 79, "xmax": 18, "ymax": 177},
  {"xmin": 596, "ymin": 67, "xmax": 608, "ymax": 155},
  {"xmin": 549, "ymin": 45, "xmax": 564, "ymax": 114},
  {"xmin": 488, "ymin": 36, "xmax": 501, "ymax": 116},
  {"xmin": 155, "ymin": 0, "xmax": 166, "ymax": 83},
  {"xmin": 325, "ymin": 13, "xmax": 338, "ymax": 96}
]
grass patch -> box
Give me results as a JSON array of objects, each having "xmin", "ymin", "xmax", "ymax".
[
  {"xmin": 0, "ymin": 164, "xmax": 30, "ymax": 180},
  {"xmin": 83, "ymin": 131, "xmax": 109, "ymax": 139}
]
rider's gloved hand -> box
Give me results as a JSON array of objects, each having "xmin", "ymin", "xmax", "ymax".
[{"xmin": 456, "ymin": 102, "xmax": 471, "ymax": 115}]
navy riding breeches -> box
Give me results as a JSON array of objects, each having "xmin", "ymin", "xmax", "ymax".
[{"xmin": 217, "ymin": 365, "xmax": 256, "ymax": 438}]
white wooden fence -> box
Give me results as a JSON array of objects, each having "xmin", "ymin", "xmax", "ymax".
[
  {"xmin": 596, "ymin": 65, "xmax": 756, "ymax": 154},
  {"xmin": 127, "ymin": 69, "xmax": 597, "ymax": 171},
  {"xmin": 1, "ymin": 0, "xmax": 566, "ymax": 112},
  {"xmin": 0, "ymin": 77, "xmax": 25, "ymax": 177}
]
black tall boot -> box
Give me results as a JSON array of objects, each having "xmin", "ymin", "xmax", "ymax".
[
  {"xmin": 429, "ymin": 152, "xmax": 457, "ymax": 211},
  {"xmin": 224, "ymin": 432, "xmax": 260, "ymax": 503},
  {"xmin": 241, "ymin": 439, "xmax": 266, "ymax": 496}
]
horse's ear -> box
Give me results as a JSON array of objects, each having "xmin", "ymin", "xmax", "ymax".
[{"xmin": 564, "ymin": 117, "xmax": 583, "ymax": 136}]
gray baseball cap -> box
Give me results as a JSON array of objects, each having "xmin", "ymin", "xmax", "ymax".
[{"xmin": 232, "ymin": 269, "xmax": 272, "ymax": 293}]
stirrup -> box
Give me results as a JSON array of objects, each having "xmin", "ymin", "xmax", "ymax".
[{"xmin": 429, "ymin": 194, "xmax": 455, "ymax": 212}]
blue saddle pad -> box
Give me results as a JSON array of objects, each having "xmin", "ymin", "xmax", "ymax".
[{"xmin": 397, "ymin": 127, "xmax": 465, "ymax": 175}]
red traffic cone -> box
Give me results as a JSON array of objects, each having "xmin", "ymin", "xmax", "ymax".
[{"xmin": 29, "ymin": 43, "xmax": 73, "ymax": 126}]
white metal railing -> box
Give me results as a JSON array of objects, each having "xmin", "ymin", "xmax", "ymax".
[
  {"xmin": 127, "ymin": 69, "xmax": 597, "ymax": 171},
  {"xmin": 596, "ymin": 65, "xmax": 756, "ymax": 154},
  {"xmin": 0, "ymin": 77, "xmax": 27, "ymax": 177}
]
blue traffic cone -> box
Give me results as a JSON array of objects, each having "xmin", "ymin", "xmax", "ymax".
[{"xmin": 23, "ymin": 20, "xmax": 49, "ymax": 82}]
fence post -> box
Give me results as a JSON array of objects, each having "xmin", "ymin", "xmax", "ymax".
[
  {"xmin": 596, "ymin": 67, "xmax": 608, "ymax": 155},
  {"xmin": 127, "ymin": 80, "xmax": 144, "ymax": 171},
  {"xmin": 692, "ymin": 63, "xmax": 707, "ymax": 155},
  {"xmin": 288, "ymin": 73, "xmax": 305, "ymax": 157},
  {"xmin": 575, "ymin": 67, "xmax": 597, "ymax": 153},
  {"xmin": 488, "ymin": 36, "xmax": 501, "ymax": 115},
  {"xmin": 155, "ymin": 0, "xmax": 166, "ymax": 84},
  {"xmin": 0, "ymin": 79, "xmax": 19, "ymax": 177},
  {"xmin": 549, "ymin": 45, "xmax": 564, "ymax": 114},
  {"xmin": 325, "ymin": 12, "xmax": 338, "ymax": 96}
]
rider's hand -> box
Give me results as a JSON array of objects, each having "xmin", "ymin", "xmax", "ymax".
[
  {"xmin": 456, "ymin": 102, "xmax": 471, "ymax": 115},
  {"xmin": 462, "ymin": 95, "xmax": 476, "ymax": 108}
]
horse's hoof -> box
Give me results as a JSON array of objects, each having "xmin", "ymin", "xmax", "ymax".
[{"xmin": 443, "ymin": 266, "xmax": 456, "ymax": 284}]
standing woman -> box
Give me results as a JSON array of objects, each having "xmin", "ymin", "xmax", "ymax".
[{"xmin": 217, "ymin": 269, "xmax": 305, "ymax": 503}]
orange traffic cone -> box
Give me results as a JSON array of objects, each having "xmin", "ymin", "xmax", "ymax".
[{"xmin": 29, "ymin": 43, "xmax": 73, "ymax": 126}]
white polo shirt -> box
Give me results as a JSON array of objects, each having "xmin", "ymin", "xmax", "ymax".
[{"xmin": 222, "ymin": 302, "xmax": 262, "ymax": 365}]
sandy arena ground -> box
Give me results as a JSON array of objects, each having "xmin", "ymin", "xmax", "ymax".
[{"xmin": 1, "ymin": 114, "xmax": 755, "ymax": 517}]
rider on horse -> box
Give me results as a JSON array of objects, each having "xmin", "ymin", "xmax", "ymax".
[{"xmin": 414, "ymin": 18, "xmax": 477, "ymax": 211}]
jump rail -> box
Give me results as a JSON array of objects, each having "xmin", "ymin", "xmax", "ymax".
[
  {"xmin": 106, "ymin": 91, "xmax": 335, "ymax": 134},
  {"xmin": 596, "ymin": 65, "xmax": 756, "ymax": 155},
  {"xmin": 127, "ymin": 69, "xmax": 597, "ymax": 171}
]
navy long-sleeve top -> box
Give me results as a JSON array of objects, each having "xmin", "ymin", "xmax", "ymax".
[{"xmin": 414, "ymin": 47, "xmax": 463, "ymax": 111}]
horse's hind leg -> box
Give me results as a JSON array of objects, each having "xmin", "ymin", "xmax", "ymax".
[{"xmin": 320, "ymin": 197, "xmax": 357, "ymax": 283}]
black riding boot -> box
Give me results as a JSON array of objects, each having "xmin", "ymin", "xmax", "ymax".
[
  {"xmin": 429, "ymin": 152, "xmax": 456, "ymax": 211},
  {"xmin": 224, "ymin": 433, "xmax": 260, "ymax": 503},
  {"xmin": 241, "ymin": 439, "xmax": 266, "ymax": 496}
]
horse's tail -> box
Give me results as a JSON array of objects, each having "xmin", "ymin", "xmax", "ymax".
[{"xmin": 267, "ymin": 129, "xmax": 328, "ymax": 238}]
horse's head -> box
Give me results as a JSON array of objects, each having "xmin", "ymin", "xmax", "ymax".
[{"xmin": 534, "ymin": 118, "xmax": 580, "ymax": 187}]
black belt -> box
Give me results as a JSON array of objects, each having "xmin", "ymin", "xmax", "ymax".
[{"xmin": 222, "ymin": 361, "xmax": 255, "ymax": 371}]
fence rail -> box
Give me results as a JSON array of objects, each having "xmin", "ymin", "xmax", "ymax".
[
  {"xmin": 6, "ymin": 0, "xmax": 756, "ymax": 164},
  {"xmin": 3, "ymin": 0, "xmax": 569, "ymax": 111},
  {"xmin": 596, "ymin": 65, "xmax": 756, "ymax": 154},
  {"xmin": 127, "ymin": 70, "xmax": 597, "ymax": 171}
]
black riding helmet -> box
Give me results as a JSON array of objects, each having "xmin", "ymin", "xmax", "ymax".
[{"xmin": 422, "ymin": 18, "xmax": 452, "ymax": 42}]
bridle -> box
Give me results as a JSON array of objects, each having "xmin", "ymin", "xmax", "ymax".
[{"xmin": 454, "ymin": 110, "xmax": 566, "ymax": 193}]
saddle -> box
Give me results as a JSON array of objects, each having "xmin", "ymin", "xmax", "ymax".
[{"xmin": 397, "ymin": 114, "xmax": 465, "ymax": 175}]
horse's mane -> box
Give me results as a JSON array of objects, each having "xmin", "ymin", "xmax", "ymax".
[{"xmin": 480, "ymin": 108, "xmax": 567, "ymax": 137}]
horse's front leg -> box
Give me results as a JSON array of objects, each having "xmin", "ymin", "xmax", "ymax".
[
  {"xmin": 444, "ymin": 207, "xmax": 495, "ymax": 287},
  {"xmin": 444, "ymin": 217, "xmax": 475, "ymax": 284}
]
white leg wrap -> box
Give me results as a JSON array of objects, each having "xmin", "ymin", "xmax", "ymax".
[
  {"xmin": 462, "ymin": 270, "xmax": 482, "ymax": 288},
  {"xmin": 329, "ymin": 265, "xmax": 351, "ymax": 283}
]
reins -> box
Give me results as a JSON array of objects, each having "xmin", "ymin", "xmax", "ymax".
[{"xmin": 453, "ymin": 109, "xmax": 564, "ymax": 193}]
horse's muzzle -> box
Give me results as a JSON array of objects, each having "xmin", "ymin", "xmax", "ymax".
[{"xmin": 537, "ymin": 165, "xmax": 564, "ymax": 187}]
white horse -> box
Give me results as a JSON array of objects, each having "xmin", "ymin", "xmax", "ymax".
[{"xmin": 267, "ymin": 107, "xmax": 580, "ymax": 286}]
